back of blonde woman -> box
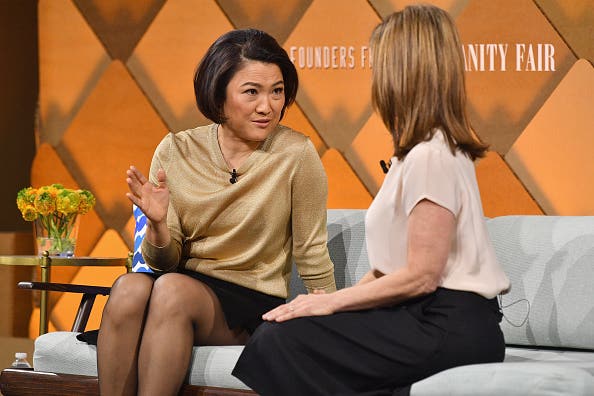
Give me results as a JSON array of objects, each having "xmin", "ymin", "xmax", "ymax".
[{"xmin": 233, "ymin": 5, "xmax": 510, "ymax": 396}]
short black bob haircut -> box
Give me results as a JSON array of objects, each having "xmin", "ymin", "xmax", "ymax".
[{"xmin": 194, "ymin": 29, "xmax": 298, "ymax": 124}]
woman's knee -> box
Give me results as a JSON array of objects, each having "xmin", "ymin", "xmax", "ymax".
[
  {"xmin": 149, "ymin": 273, "xmax": 210, "ymax": 319},
  {"xmin": 103, "ymin": 273, "xmax": 154, "ymax": 320},
  {"xmin": 249, "ymin": 321, "xmax": 290, "ymax": 352}
]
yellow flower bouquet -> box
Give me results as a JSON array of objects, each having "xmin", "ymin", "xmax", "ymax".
[{"xmin": 16, "ymin": 184, "xmax": 96, "ymax": 256}]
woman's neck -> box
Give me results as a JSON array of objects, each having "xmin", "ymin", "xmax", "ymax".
[{"xmin": 217, "ymin": 125, "xmax": 260, "ymax": 170}]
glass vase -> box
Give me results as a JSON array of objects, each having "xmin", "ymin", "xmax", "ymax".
[{"xmin": 34, "ymin": 214, "xmax": 80, "ymax": 257}]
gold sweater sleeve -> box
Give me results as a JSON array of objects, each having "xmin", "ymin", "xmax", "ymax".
[{"xmin": 290, "ymin": 139, "xmax": 336, "ymax": 293}]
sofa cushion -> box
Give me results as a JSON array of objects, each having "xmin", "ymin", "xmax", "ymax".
[
  {"xmin": 34, "ymin": 332, "xmax": 98, "ymax": 377},
  {"xmin": 410, "ymin": 362, "xmax": 594, "ymax": 396},
  {"xmin": 34, "ymin": 332, "xmax": 594, "ymax": 394},
  {"xmin": 33, "ymin": 332, "xmax": 250, "ymax": 389},
  {"xmin": 326, "ymin": 209, "xmax": 370, "ymax": 290},
  {"xmin": 487, "ymin": 216, "xmax": 594, "ymax": 350},
  {"xmin": 505, "ymin": 346, "xmax": 594, "ymax": 376},
  {"xmin": 131, "ymin": 204, "xmax": 152, "ymax": 273},
  {"xmin": 187, "ymin": 346, "xmax": 249, "ymax": 389}
]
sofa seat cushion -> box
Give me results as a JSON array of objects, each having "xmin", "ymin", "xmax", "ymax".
[
  {"xmin": 410, "ymin": 362, "xmax": 594, "ymax": 396},
  {"xmin": 505, "ymin": 346, "xmax": 594, "ymax": 375},
  {"xmin": 33, "ymin": 332, "xmax": 250, "ymax": 390},
  {"xmin": 34, "ymin": 332, "xmax": 97, "ymax": 376},
  {"xmin": 35, "ymin": 332, "xmax": 594, "ymax": 395}
]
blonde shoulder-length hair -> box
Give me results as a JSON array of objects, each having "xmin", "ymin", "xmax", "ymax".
[{"xmin": 371, "ymin": 4, "xmax": 488, "ymax": 161}]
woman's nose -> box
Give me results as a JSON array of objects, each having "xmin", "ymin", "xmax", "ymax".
[{"xmin": 256, "ymin": 96, "xmax": 272, "ymax": 115}]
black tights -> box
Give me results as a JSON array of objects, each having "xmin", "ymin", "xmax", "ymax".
[{"xmin": 97, "ymin": 272, "xmax": 248, "ymax": 396}]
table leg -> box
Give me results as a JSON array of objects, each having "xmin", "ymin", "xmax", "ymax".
[{"xmin": 39, "ymin": 251, "xmax": 51, "ymax": 335}]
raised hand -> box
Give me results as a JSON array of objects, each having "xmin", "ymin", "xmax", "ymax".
[{"xmin": 125, "ymin": 166, "xmax": 169, "ymax": 225}]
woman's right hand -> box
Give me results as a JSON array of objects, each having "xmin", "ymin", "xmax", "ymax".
[{"xmin": 125, "ymin": 166, "xmax": 169, "ymax": 225}]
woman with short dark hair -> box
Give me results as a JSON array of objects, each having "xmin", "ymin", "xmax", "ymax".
[
  {"xmin": 94, "ymin": 28, "xmax": 336, "ymax": 395},
  {"xmin": 194, "ymin": 29, "xmax": 298, "ymax": 124},
  {"xmin": 233, "ymin": 6, "xmax": 510, "ymax": 396}
]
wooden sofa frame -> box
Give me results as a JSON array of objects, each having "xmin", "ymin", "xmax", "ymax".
[{"xmin": 0, "ymin": 281, "xmax": 256, "ymax": 396}]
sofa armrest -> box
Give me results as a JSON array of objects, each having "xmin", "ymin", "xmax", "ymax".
[
  {"xmin": 18, "ymin": 282, "xmax": 111, "ymax": 295},
  {"xmin": 18, "ymin": 282, "xmax": 111, "ymax": 333}
]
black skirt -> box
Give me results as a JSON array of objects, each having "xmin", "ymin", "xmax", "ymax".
[
  {"xmin": 77, "ymin": 270, "xmax": 284, "ymax": 345},
  {"xmin": 179, "ymin": 269, "xmax": 285, "ymax": 334},
  {"xmin": 232, "ymin": 288, "xmax": 505, "ymax": 396}
]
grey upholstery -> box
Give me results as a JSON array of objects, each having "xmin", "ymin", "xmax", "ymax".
[{"xmin": 488, "ymin": 216, "xmax": 594, "ymax": 350}]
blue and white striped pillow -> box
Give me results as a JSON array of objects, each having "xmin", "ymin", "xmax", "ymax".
[{"xmin": 132, "ymin": 204, "xmax": 153, "ymax": 273}]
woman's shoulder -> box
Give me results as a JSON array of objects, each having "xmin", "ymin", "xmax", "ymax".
[
  {"xmin": 153, "ymin": 124, "xmax": 213, "ymax": 161},
  {"xmin": 274, "ymin": 124, "xmax": 309, "ymax": 142},
  {"xmin": 404, "ymin": 130, "xmax": 462, "ymax": 173},
  {"xmin": 160, "ymin": 124, "xmax": 213, "ymax": 148},
  {"xmin": 269, "ymin": 124, "xmax": 313, "ymax": 154},
  {"xmin": 172, "ymin": 124, "xmax": 213, "ymax": 142},
  {"xmin": 408, "ymin": 130, "xmax": 457, "ymax": 159}
]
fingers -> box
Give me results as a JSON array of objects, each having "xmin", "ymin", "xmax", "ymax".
[
  {"xmin": 262, "ymin": 294, "xmax": 326, "ymax": 322},
  {"xmin": 127, "ymin": 165, "xmax": 148, "ymax": 185},
  {"xmin": 125, "ymin": 192, "xmax": 141, "ymax": 207},
  {"xmin": 261, "ymin": 304, "xmax": 284, "ymax": 320},
  {"xmin": 126, "ymin": 166, "xmax": 167, "ymax": 197},
  {"xmin": 125, "ymin": 169, "xmax": 144, "ymax": 205},
  {"xmin": 126, "ymin": 166, "xmax": 144, "ymax": 195},
  {"xmin": 156, "ymin": 168, "xmax": 167, "ymax": 186},
  {"xmin": 263, "ymin": 293, "xmax": 336, "ymax": 322},
  {"xmin": 262, "ymin": 302, "xmax": 299, "ymax": 322}
]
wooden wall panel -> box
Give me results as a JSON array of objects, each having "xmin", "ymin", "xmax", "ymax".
[
  {"xmin": 506, "ymin": 60, "xmax": 594, "ymax": 215},
  {"xmin": 38, "ymin": 0, "xmax": 110, "ymax": 146},
  {"xmin": 58, "ymin": 61, "xmax": 168, "ymax": 230},
  {"xmin": 217, "ymin": 0, "xmax": 312, "ymax": 44},
  {"xmin": 457, "ymin": 0, "xmax": 576, "ymax": 154},
  {"xmin": 284, "ymin": 0, "xmax": 381, "ymax": 151},
  {"xmin": 126, "ymin": 0, "xmax": 234, "ymax": 133},
  {"xmin": 535, "ymin": 0, "xmax": 594, "ymax": 64},
  {"xmin": 323, "ymin": 149, "xmax": 373, "ymax": 208},
  {"xmin": 475, "ymin": 152, "xmax": 543, "ymax": 217},
  {"xmin": 73, "ymin": 0, "xmax": 166, "ymax": 60},
  {"xmin": 345, "ymin": 114, "xmax": 394, "ymax": 196}
]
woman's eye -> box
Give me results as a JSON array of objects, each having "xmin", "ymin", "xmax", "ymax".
[
  {"xmin": 245, "ymin": 89, "xmax": 257, "ymax": 95},
  {"xmin": 273, "ymin": 87, "xmax": 284, "ymax": 95}
]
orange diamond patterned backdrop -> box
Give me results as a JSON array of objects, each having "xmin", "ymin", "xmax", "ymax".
[{"xmin": 32, "ymin": 0, "xmax": 594, "ymax": 333}]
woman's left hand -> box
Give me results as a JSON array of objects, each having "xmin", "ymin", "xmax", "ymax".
[{"xmin": 262, "ymin": 291, "xmax": 336, "ymax": 322}]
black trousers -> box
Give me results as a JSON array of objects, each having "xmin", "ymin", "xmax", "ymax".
[{"xmin": 232, "ymin": 288, "xmax": 504, "ymax": 396}]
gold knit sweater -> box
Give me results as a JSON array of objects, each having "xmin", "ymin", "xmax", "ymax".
[{"xmin": 141, "ymin": 123, "xmax": 336, "ymax": 298}]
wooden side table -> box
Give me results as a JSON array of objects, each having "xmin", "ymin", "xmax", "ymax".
[{"xmin": 0, "ymin": 252, "xmax": 131, "ymax": 335}]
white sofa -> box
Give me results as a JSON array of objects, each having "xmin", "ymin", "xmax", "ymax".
[{"xmin": 2, "ymin": 210, "xmax": 594, "ymax": 395}]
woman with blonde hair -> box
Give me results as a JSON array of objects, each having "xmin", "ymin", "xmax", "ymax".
[{"xmin": 232, "ymin": 5, "xmax": 510, "ymax": 395}]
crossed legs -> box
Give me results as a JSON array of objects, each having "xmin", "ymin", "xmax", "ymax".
[{"xmin": 97, "ymin": 272, "xmax": 248, "ymax": 396}]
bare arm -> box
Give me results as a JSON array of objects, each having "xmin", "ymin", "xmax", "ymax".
[
  {"xmin": 263, "ymin": 199, "xmax": 455, "ymax": 321},
  {"xmin": 355, "ymin": 269, "xmax": 384, "ymax": 286}
]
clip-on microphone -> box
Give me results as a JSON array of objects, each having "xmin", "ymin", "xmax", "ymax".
[
  {"xmin": 379, "ymin": 160, "xmax": 391, "ymax": 174},
  {"xmin": 229, "ymin": 169, "xmax": 238, "ymax": 184}
]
